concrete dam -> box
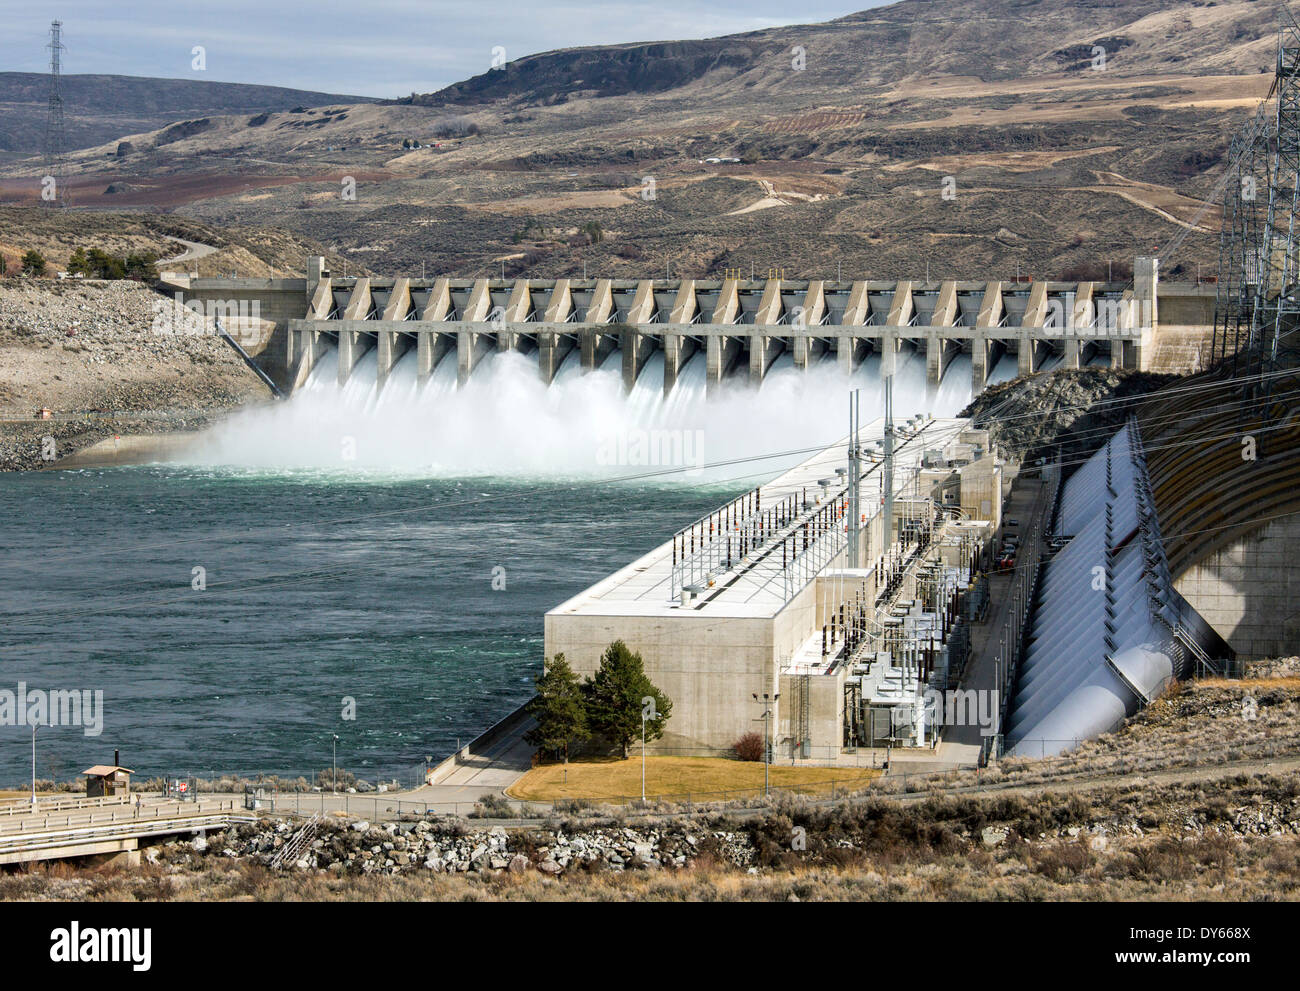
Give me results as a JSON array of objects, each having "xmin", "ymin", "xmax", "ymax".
[{"xmin": 161, "ymin": 255, "xmax": 1209, "ymax": 402}]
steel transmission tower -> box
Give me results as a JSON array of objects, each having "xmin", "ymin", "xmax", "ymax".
[
  {"xmin": 1215, "ymin": 6, "xmax": 1300, "ymax": 382},
  {"xmin": 43, "ymin": 20, "xmax": 67, "ymax": 207},
  {"xmin": 1253, "ymin": 9, "xmax": 1300, "ymax": 377}
]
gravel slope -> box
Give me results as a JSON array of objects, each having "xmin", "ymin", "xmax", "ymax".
[{"xmin": 0, "ymin": 280, "xmax": 270, "ymax": 469}]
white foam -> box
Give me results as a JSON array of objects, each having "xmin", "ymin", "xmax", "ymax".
[{"xmin": 185, "ymin": 342, "xmax": 981, "ymax": 479}]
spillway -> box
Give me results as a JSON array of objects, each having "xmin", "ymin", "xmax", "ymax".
[{"xmin": 186, "ymin": 339, "xmax": 994, "ymax": 478}]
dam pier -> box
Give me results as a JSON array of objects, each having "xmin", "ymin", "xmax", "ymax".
[{"xmin": 163, "ymin": 256, "xmax": 1209, "ymax": 397}]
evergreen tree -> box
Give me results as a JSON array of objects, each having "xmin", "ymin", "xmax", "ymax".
[
  {"xmin": 524, "ymin": 653, "xmax": 588, "ymax": 762},
  {"xmin": 67, "ymin": 248, "xmax": 91, "ymax": 277},
  {"xmin": 124, "ymin": 251, "xmax": 158, "ymax": 280},
  {"xmin": 582, "ymin": 640, "xmax": 671, "ymax": 758},
  {"xmin": 21, "ymin": 250, "xmax": 46, "ymax": 276}
]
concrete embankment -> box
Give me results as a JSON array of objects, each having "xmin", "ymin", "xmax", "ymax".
[{"xmin": 0, "ymin": 280, "xmax": 271, "ymax": 470}]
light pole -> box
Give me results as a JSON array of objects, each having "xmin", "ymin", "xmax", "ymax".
[
  {"xmin": 641, "ymin": 710, "xmax": 646, "ymax": 804},
  {"xmin": 752, "ymin": 692, "xmax": 780, "ymax": 797},
  {"xmin": 30, "ymin": 726, "xmax": 37, "ymax": 808},
  {"xmin": 332, "ymin": 734, "xmax": 339, "ymax": 794}
]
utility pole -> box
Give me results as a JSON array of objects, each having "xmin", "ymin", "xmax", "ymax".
[
  {"xmin": 332, "ymin": 734, "xmax": 339, "ymax": 794},
  {"xmin": 31, "ymin": 726, "xmax": 37, "ymax": 808},
  {"xmin": 752, "ymin": 692, "xmax": 780, "ymax": 796},
  {"xmin": 848, "ymin": 389, "xmax": 861, "ymax": 567},
  {"xmin": 883, "ymin": 374, "xmax": 895, "ymax": 553}
]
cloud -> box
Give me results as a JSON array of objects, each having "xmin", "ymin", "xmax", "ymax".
[{"xmin": 7, "ymin": 0, "xmax": 889, "ymax": 97}]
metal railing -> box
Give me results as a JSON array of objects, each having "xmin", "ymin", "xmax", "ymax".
[
  {"xmin": 270, "ymin": 813, "xmax": 323, "ymax": 869},
  {"xmin": 0, "ymin": 799, "xmax": 240, "ymax": 837},
  {"xmin": 992, "ymin": 458, "xmax": 1061, "ymax": 742},
  {"xmin": 0, "ymin": 812, "xmax": 248, "ymax": 860},
  {"xmin": 0, "ymin": 794, "xmax": 130, "ymax": 816}
]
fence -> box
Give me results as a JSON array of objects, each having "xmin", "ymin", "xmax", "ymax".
[{"xmin": 249, "ymin": 769, "xmax": 896, "ymax": 821}]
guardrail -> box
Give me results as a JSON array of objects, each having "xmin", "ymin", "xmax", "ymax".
[
  {"xmin": 0, "ymin": 800, "xmax": 239, "ymax": 836},
  {"xmin": 0, "ymin": 794, "xmax": 131, "ymax": 816},
  {"xmin": 426, "ymin": 702, "xmax": 533, "ymax": 786},
  {"xmin": 0, "ymin": 812, "xmax": 249, "ymax": 860}
]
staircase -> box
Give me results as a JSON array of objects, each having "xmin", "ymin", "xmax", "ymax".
[{"xmin": 269, "ymin": 814, "xmax": 323, "ymax": 869}]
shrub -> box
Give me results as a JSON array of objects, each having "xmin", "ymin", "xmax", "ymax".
[
  {"xmin": 314, "ymin": 768, "xmax": 356, "ymax": 792},
  {"xmin": 733, "ymin": 732, "xmax": 765, "ymax": 762},
  {"xmin": 471, "ymin": 792, "xmax": 515, "ymax": 818}
]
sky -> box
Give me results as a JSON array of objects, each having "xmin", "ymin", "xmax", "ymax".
[{"xmin": 3, "ymin": 1, "xmax": 893, "ymax": 99}]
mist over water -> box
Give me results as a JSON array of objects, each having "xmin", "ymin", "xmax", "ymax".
[{"xmin": 187, "ymin": 344, "xmax": 1018, "ymax": 479}]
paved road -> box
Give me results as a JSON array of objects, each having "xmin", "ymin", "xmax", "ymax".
[
  {"xmin": 159, "ymin": 237, "xmax": 218, "ymax": 267},
  {"xmin": 204, "ymin": 725, "xmax": 538, "ymax": 821},
  {"xmin": 938, "ymin": 469, "xmax": 1049, "ymax": 764}
]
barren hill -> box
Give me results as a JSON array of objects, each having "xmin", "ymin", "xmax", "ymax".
[
  {"xmin": 414, "ymin": 0, "xmax": 1278, "ymax": 108},
  {"xmin": 0, "ymin": 0, "xmax": 1284, "ymax": 284},
  {"xmin": 0, "ymin": 72, "xmax": 375, "ymax": 158}
]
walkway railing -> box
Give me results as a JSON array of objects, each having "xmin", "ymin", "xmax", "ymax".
[{"xmin": 992, "ymin": 459, "xmax": 1061, "ymax": 743}]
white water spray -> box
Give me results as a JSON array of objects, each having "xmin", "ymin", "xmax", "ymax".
[{"xmin": 186, "ymin": 344, "xmax": 1017, "ymax": 479}]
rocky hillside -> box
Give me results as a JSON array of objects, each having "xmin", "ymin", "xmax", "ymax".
[
  {"xmin": 0, "ymin": 206, "xmax": 354, "ymax": 279},
  {"xmin": 3, "ymin": 0, "xmax": 1281, "ymax": 285},
  {"xmin": 961, "ymin": 367, "xmax": 1179, "ymax": 465},
  {"xmin": 413, "ymin": 0, "xmax": 1278, "ymax": 108},
  {"xmin": 0, "ymin": 281, "xmax": 271, "ymax": 470},
  {"xmin": 0, "ymin": 73, "xmax": 374, "ymax": 156}
]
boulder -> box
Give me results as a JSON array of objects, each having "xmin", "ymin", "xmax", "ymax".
[{"xmin": 981, "ymin": 827, "xmax": 1009, "ymax": 847}]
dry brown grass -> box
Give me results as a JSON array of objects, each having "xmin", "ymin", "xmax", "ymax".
[{"xmin": 505, "ymin": 756, "xmax": 880, "ymax": 802}]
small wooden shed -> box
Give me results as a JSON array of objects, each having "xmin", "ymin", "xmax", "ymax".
[{"xmin": 83, "ymin": 765, "xmax": 133, "ymax": 797}]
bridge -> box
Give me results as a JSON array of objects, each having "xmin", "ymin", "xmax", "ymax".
[
  {"xmin": 161, "ymin": 256, "xmax": 1213, "ymax": 397},
  {"xmin": 0, "ymin": 794, "xmax": 251, "ymax": 866}
]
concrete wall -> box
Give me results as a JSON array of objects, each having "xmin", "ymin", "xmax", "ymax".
[
  {"xmin": 543, "ymin": 545, "xmax": 856, "ymax": 754},
  {"xmin": 544, "ymin": 611, "xmax": 780, "ymax": 754},
  {"xmin": 1157, "ymin": 283, "xmax": 1216, "ymax": 327},
  {"xmin": 162, "ymin": 258, "xmax": 1225, "ymax": 398},
  {"xmin": 1174, "ymin": 515, "xmax": 1300, "ymax": 660},
  {"xmin": 158, "ymin": 276, "xmax": 309, "ymax": 392}
]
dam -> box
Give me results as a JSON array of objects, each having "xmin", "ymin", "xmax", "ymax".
[{"xmin": 160, "ymin": 256, "xmax": 1210, "ymax": 399}]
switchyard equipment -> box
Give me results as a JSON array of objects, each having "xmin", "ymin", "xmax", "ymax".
[{"xmin": 546, "ymin": 416, "xmax": 1004, "ymax": 758}]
